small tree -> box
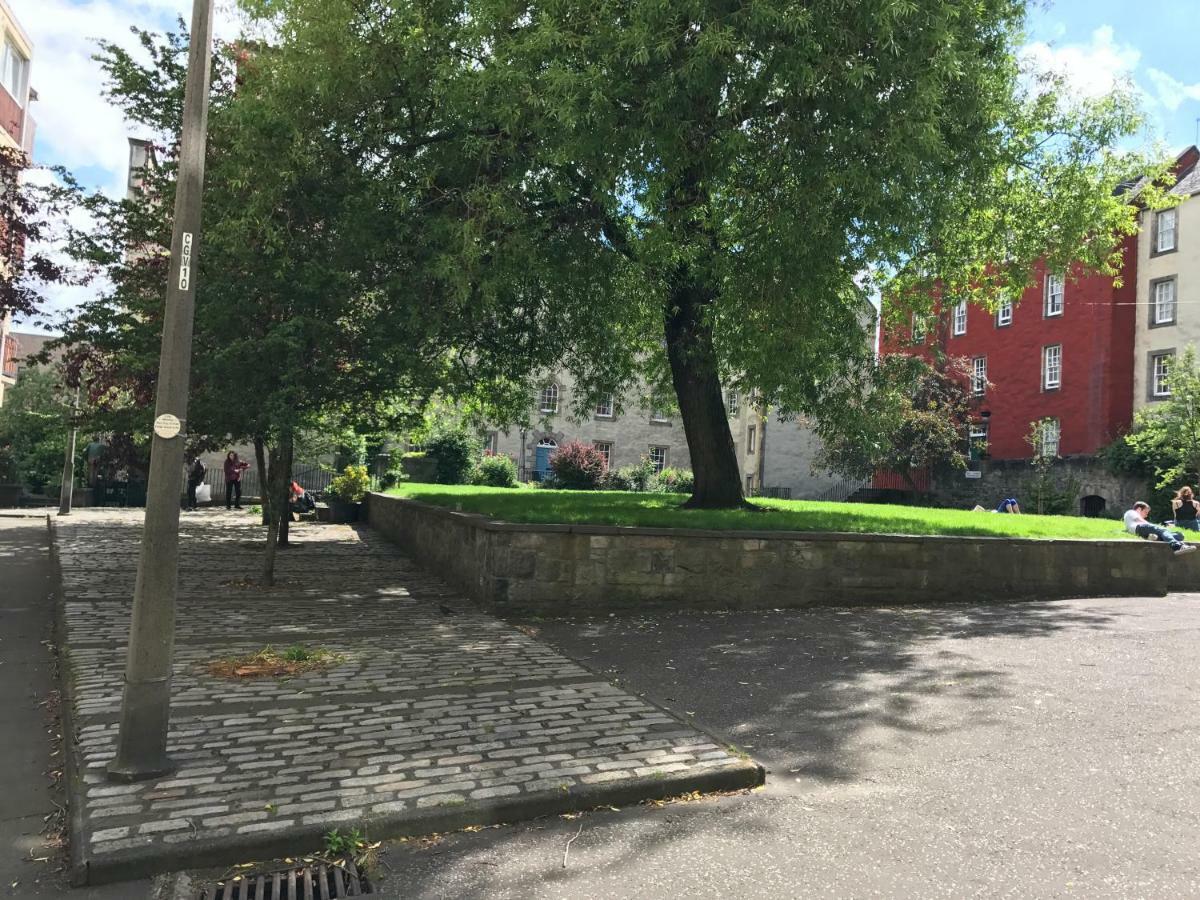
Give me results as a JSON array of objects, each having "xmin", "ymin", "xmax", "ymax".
[
  {"xmin": 549, "ymin": 440, "xmax": 606, "ymax": 490},
  {"xmin": 817, "ymin": 356, "xmax": 981, "ymax": 492},
  {"xmin": 0, "ymin": 368, "xmax": 71, "ymax": 491},
  {"xmin": 1024, "ymin": 418, "xmax": 1078, "ymax": 515},
  {"xmin": 1125, "ymin": 347, "xmax": 1200, "ymax": 491}
]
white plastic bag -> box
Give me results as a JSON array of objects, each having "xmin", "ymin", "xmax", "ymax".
[{"xmin": 196, "ymin": 483, "xmax": 212, "ymax": 504}]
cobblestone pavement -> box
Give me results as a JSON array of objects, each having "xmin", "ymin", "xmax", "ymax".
[{"xmin": 54, "ymin": 510, "xmax": 759, "ymax": 883}]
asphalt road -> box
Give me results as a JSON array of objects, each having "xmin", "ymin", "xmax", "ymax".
[
  {"xmin": 378, "ymin": 596, "xmax": 1200, "ymax": 899},
  {"xmin": 0, "ymin": 514, "xmax": 149, "ymax": 900}
]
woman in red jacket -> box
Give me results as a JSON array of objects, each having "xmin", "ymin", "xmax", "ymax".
[{"xmin": 223, "ymin": 451, "xmax": 250, "ymax": 510}]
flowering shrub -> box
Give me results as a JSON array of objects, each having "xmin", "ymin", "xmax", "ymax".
[
  {"xmin": 549, "ymin": 440, "xmax": 606, "ymax": 490},
  {"xmin": 328, "ymin": 465, "xmax": 370, "ymax": 502}
]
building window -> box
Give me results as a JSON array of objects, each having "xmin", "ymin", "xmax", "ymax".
[
  {"xmin": 952, "ymin": 299, "xmax": 967, "ymax": 336},
  {"xmin": 595, "ymin": 393, "xmax": 614, "ymax": 418},
  {"xmin": 747, "ymin": 425, "xmax": 757, "ymax": 454},
  {"xmin": 1151, "ymin": 351, "xmax": 1173, "ymax": 399},
  {"xmin": 0, "ymin": 40, "xmax": 29, "ymax": 106},
  {"xmin": 593, "ymin": 441, "xmax": 612, "ymax": 469},
  {"xmin": 745, "ymin": 474, "xmax": 755, "ymax": 496},
  {"xmin": 648, "ymin": 446, "xmax": 668, "ymax": 473},
  {"xmin": 911, "ymin": 314, "xmax": 927, "ymax": 343},
  {"xmin": 650, "ymin": 405, "xmax": 670, "ymax": 423},
  {"xmin": 484, "ymin": 432, "xmax": 499, "ymax": 454},
  {"xmin": 996, "ymin": 298, "xmax": 1013, "ymax": 327},
  {"xmin": 1042, "ymin": 344, "xmax": 1062, "ymax": 390},
  {"xmin": 1155, "ymin": 208, "xmax": 1178, "ymax": 254},
  {"xmin": 969, "ymin": 421, "xmax": 989, "ymax": 460},
  {"xmin": 971, "ymin": 357, "xmax": 987, "ymax": 396},
  {"xmin": 1044, "ymin": 273, "xmax": 1064, "ymax": 317},
  {"xmin": 726, "ymin": 390, "xmax": 739, "ymax": 416},
  {"xmin": 538, "ymin": 383, "xmax": 559, "ymax": 414},
  {"xmin": 1039, "ymin": 419, "xmax": 1060, "ymax": 458},
  {"xmin": 1152, "ymin": 278, "xmax": 1177, "ymax": 327}
]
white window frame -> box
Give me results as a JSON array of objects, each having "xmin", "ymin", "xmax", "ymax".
[
  {"xmin": 726, "ymin": 390, "xmax": 739, "ymax": 416},
  {"xmin": 1153, "ymin": 279, "xmax": 1176, "ymax": 326},
  {"xmin": 969, "ymin": 421, "xmax": 989, "ymax": 458},
  {"xmin": 0, "ymin": 40, "xmax": 29, "ymax": 107},
  {"xmin": 484, "ymin": 432, "xmax": 499, "ymax": 455},
  {"xmin": 747, "ymin": 425, "xmax": 757, "ymax": 454},
  {"xmin": 593, "ymin": 441, "xmax": 612, "ymax": 469},
  {"xmin": 997, "ymin": 298, "xmax": 1013, "ymax": 327},
  {"xmin": 1044, "ymin": 273, "xmax": 1064, "ymax": 318},
  {"xmin": 594, "ymin": 393, "xmax": 614, "ymax": 418},
  {"xmin": 1042, "ymin": 344, "xmax": 1062, "ymax": 390},
  {"xmin": 971, "ymin": 357, "xmax": 987, "ymax": 396},
  {"xmin": 538, "ymin": 383, "xmax": 559, "ymax": 414},
  {"xmin": 952, "ymin": 299, "xmax": 967, "ymax": 336},
  {"xmin": 649, "ymin": 405, "xmax": 670, "ymax": 423},
  {"xmin": 1152, "ymin": 353, "xmax": 1172, "ymax": 398},
  {"xmin": 1039, "ymin": 419, "xmax": 1060, "ymax": 458},
  {"xmin": 1156, "ymin": 208, "xmax": 1178, "ymax": 254},
  {"xmin": 648, "ymin": 446, "xmax": 668, "ymax": 473}
]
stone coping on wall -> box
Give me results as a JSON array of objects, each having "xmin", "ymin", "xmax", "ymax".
[
  {"xmin": 367, "ymin": 493, "xmax": 1167, "ymax": 613},
  {"xmin": 375, "ymin": 494, "xmax": 1136, "ymax": 546}
]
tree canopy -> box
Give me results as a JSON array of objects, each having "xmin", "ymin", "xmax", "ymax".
[{"xmin": 237, "ymin": 0, "xmax": 1168, "ymax": 507}]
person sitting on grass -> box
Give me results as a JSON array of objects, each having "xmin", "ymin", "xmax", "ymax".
[
  {"xmin": 995, "ymin": 497, "xmax": 1021, "ymax": 514},
  {"xmin": 1170, "ymin": 486, "xmax": 1200, "ymax": 532},
  {"xmin": 1124, "ymin": 502, "xmax": 1196, "ymax": 555}
]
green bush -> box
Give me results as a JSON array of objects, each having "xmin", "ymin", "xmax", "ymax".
[
  {"xmin": 653, "ymin": 467, "xmax": 694, "ymax": 494},
  {"xmin": 472, "ymin": 454, "xmax": 519, "ymax": 488},
  {"xmin": 328, "ymin": 464, "xmax": 370, "ymax": 502},
  {"xmin": 425, "ymin": 425, "xmax": 481, "ymax": 484},
  {"xmin": 604, "ymin": 457, "xmax": 657, "ymax": 492}
]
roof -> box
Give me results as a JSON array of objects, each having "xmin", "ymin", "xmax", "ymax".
[{"xmin": 1171, "ymin": 164, "xmax": 1200, "ymax": 198}]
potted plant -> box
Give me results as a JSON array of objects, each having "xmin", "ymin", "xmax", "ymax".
[{"xmin": 326, "ymin": 464, "xmax": 370, "ymax": 523}]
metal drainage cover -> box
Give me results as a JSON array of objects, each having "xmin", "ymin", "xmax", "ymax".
[{"xmin": 196, "ymin": 858, "xmax": 377, "ymax": 899}]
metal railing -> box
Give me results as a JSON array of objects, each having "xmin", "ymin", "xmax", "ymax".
[
  {"xmin": 810, "ymin": 477, "xmax": 870, "ymax": 504},
  {"xmin": 202, "ymin": 462, "xmax": 335, "ymax": 502}
]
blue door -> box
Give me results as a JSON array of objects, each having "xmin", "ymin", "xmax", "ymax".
[{"xmin": 534, "ymin": 443, "xmax": 555, "ymax": 481}]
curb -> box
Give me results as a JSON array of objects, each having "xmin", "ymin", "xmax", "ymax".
[
  {"xmin": 82, "ymin": 758, "xmax": 763, "ymax": 885},
  {"xmin": 46, "ymin": 513, "xmax": 91, "ymax": 887}
]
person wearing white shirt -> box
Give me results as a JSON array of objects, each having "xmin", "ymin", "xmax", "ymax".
[{"xmin": 1124, "ymin": 502, "xmax": 1195, "ymax": 555}]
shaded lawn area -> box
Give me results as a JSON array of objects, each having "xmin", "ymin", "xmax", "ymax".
[{"xmin": 385, "ymin": 484, "xmax": 1136, "ymax": 540}]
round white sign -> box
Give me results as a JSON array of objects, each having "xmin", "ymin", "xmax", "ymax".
[{"xmin": 153, "ymin": 413, "xmax": 182, "ymax": 439}]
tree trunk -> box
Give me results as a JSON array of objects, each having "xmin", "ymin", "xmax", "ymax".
[
  {"xmin": 261, "ymin": 441, "xmax": 282, "ymax": 586},
  {"xmin": 277, "ymin": 431, "xmax": 293, "ymax": 547},
  {"xmin": 254, "ymin": 436, "xmax": 270, "ymax": 527},
  {"xmin": 664, "ymin": 270, "xmax": 747, "ymax": 509}
]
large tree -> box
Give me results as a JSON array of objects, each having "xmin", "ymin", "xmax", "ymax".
[{"xmin": 240, "ymin": 0, "xmax": 1166, "ymax": 508}]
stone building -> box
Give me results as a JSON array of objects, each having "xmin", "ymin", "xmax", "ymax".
[{"xmin": 1134, "ymin": 146, "xmax": 1200, "ymax": 410}]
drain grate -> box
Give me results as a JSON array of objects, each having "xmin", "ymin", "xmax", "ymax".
[{"xmin": 196, "ymin": 859, "xmax": 376, "ymax": 899}]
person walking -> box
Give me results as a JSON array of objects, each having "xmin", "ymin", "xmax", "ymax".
[
  {"xmin": 1124, "ymin": 501, "xmax": 1196, "ymax": 555},
  {"xmin": 223, "ymin": 451, "xmax": 250, "ymax": 510},
  {"xmin": 185, "ymin": 455, "xmax": 206, "ymax": 511},
  {"xmin": 1171, "ymin": 486, "xmax": 1200, "ymax": 532}
]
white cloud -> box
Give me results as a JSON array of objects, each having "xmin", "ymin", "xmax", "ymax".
[
  {"xmin": 11, "ymin": 0, "xmax": 241, "ymax": 197},
  {"xmin": 1021, "ymin": 24, "xmax": 1141, "ymax": 100},
  {"xmin": 1146, "ymin": 68, "xmax": 1200, "ymax": 113},
  {"xmin": 8, "ymin": 0, "xmax": 242, "ymax": 328}
]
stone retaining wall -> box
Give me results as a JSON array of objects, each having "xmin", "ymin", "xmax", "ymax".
[{"xmin": 367, "ymin": 494, "xmax": 1181, "ymax": 613}]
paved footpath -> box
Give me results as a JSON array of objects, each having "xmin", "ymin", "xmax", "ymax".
[{"xmin": 52, "ymin": 510, "xmax": 758, "ymax": 884}]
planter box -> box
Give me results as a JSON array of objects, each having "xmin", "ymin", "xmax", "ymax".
[
  {"xmin": 326, "ymin": 499, "xmax": 360, "ymax": 523},
  {"xmin": 0, "ymin": 484, "xmax": 23, "ymax": 508}
]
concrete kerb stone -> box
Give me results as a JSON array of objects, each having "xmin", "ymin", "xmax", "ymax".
[
  {"xmin": 47, "ymin": 514, "xmax": 92, "ymax": 887},
  {"xmin": 50, "ymin": 510, "xmax": 762, "ymax": 885},
  {"xmin": 74, "ymin": 760, "xmax": 763, "ymax": 885}
]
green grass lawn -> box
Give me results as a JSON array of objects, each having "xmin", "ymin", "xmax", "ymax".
[{"xmin": 385, "ymin": 483, "xmax": 1135, "ymax": 540}]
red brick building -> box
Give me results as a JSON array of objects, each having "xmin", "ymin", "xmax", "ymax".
[{"xmin": 881, "ymin": 237, "xmax": 1138, "ymax": 461}]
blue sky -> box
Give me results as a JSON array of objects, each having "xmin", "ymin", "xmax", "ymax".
[
  {"xmin": 8, "ymin": 0, "xmax": 1200, "ymax": 328},
  {"xmin": 1024, "ymin": 0, "xmax": 1200, "ymax": 149}
]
